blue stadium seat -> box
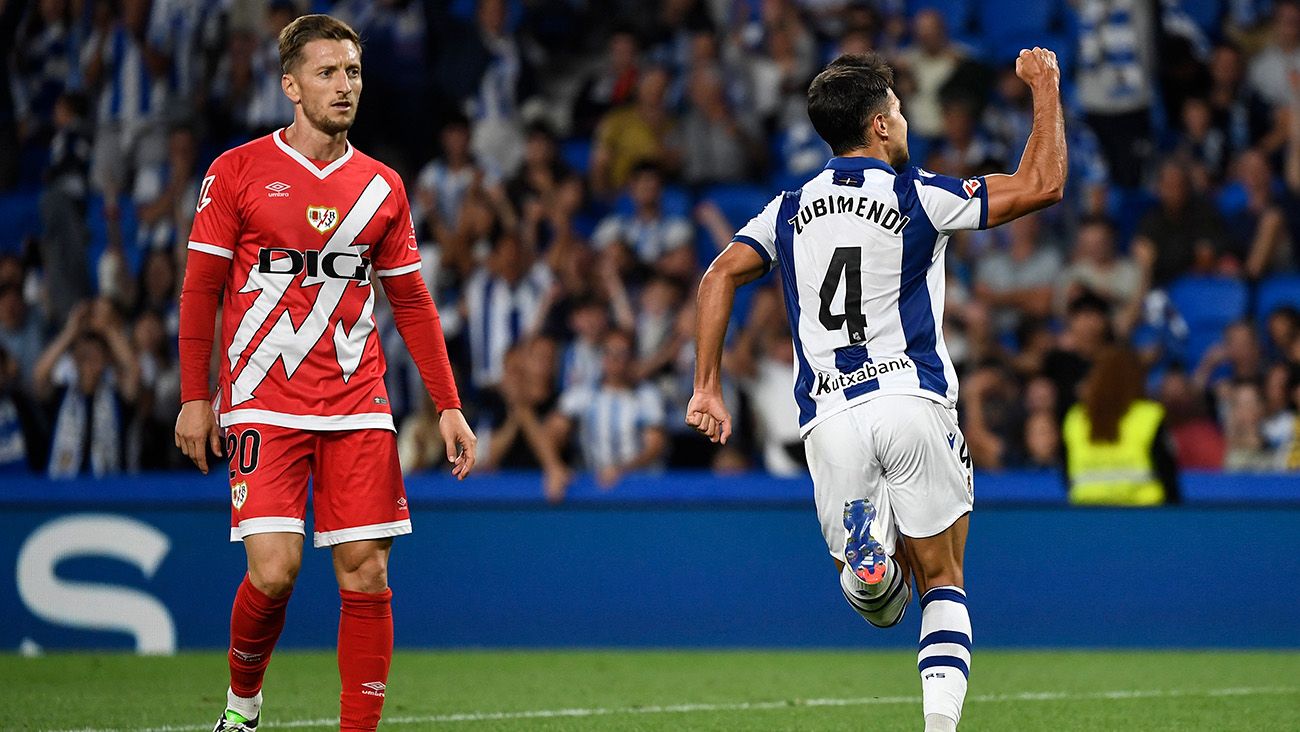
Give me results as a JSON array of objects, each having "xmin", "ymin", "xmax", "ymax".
[
  {"xmin": 1256, "ymin": 275, "xmax": 1300, "ymax": 327},
  {"xmin": 979, "ymin": 0, "xmax": 1061, "ymax": 37},
  {"xmin": 0, "ymin": 190, "xmax": 41, "ymax": 254},
  {"xmin": 1106, "ymin": 187, "xmax": 1157, "ymax": 251},
  {"xmin": 702, "ymin": 184, "xmax": 772, "ymax": 228},
  {"xmin": 1168, "ymin": 276, "xmax": 1248, "ymax": 330},
  {"xmin": 908, "ymin": 0, "xmax": 974, "ymax": 33},
  {"xmin": 560, "ymin": 138, "xmax": 591, "ymax": 175},
  {"xmin": 611, "ymin": 185, "xmax": 692, "ymax": 218},
  {"xmin": 983, "ymin": 31, "xmax": 1072, "ymax": 68},
  {"xmin": 1183, "ymin": 327, "xmax": 1223, "ymax": 371},
  {"xmin": 1179, "ymin": 0, "xmax": 1223, "ymax": 34}
]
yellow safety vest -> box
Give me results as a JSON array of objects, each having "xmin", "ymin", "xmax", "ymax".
[{"xmin": 1062, "ymin": 400, "xmax": 1166, "ymax": 506}]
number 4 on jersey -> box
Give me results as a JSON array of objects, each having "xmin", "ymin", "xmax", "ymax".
[{"xmin": 818, "ymin": 246, "xmax": 867, "ymax": 344}]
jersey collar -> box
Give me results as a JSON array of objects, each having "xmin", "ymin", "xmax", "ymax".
[
  {"xmin": 824, "ymin": 156, "xmax": 896, "ymax": 175},
  {"xmin": 273, "ymin": 128, "xmax": 354, "ymax": 180}
]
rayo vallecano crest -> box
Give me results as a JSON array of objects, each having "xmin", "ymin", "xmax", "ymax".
[
  {"xmin": 306, "ymin": 205, "xmax": 340, "ymax": 234},
  {"xmin": 231, "ymin": 481, "xmax": 248, "ymax": 510}
]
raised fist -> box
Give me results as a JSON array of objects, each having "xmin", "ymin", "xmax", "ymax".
[{"xmin": 1015, "ymin": 47, "xmax": 1060, "ymax": 91}]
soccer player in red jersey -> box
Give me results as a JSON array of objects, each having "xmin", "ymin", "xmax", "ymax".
[{"xmin": 173, "ymin": 15, "xmax": 476, "ymax": 732}]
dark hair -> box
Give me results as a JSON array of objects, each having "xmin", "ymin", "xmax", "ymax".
[
  {"xmin": 807, "ymin": 53, "xmax": 895, "ymax": 155},
  {"xmin": 442, "ymin": 111, "xmax": 471, "ymax": 130},
  {"xmin": 1269, "ymin": 305, "xmax": 1300, "ymax": 327},
  {"xmin": 629, "ymin": 160, "xmax": 662, "ymax": 179},
  {"xmin": 1066, "ymin": 291, "xmax": 1111, "ymax": 318},
  {"xmin": 1083, "ymin": 346, "xmax": 1147, "ymax": 442},
  {"xmin": 278, "ymin": 14, "xmax": 361, "ymax": 74},
  {"xmin": 525, "ymin": 120, "xmax": 557, "ymax": 141},
  {"xmin": 1077, "ymin": 213, "xmax": 1115, "ymax": 234}
]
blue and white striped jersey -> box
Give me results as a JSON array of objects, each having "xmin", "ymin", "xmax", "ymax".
[
  {"xmin": 464, "ymin": 264, "xmax": 552, "ymax": 388},
  {"xmin": 734, "ymin": 156, "xmax": 989, "ymax": 437},
  {"xmin": 560, "ymin": 383, "xmax": 666, "ymax": 471}
]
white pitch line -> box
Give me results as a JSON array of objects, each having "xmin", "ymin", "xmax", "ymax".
[{"xmin": 45, "ymin": 686, "xmax": 1300, "ymax": 732}]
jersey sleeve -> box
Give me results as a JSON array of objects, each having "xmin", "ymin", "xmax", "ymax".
[
  {"xmin": 732, "ymin": 195, "xmax": 782, "ymax": 267},
  {"xmin": 371, "ymin": 174, "xmax": 423, "ymax": 278},
  {"xmin": 913, "ymin": 169, "xmax": 989, "ymax": 233},
  {"xmin": 186, "ymin": 155, "xmax": 242, "ymax": 259}
]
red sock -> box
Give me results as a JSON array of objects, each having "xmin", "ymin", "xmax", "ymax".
[
  {"xmin": 228, "ymin": 574, "xmax": 291, "ymax": 698},
  {"xmin": 338, "ymin": 588, "xmax": 394, "ymax": 732}
]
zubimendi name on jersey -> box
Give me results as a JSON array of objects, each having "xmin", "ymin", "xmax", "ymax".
[
  {"xmin": 813, "ymin": 356, "xmax": 915, "ymax": 396},
  {"xmin": 789, "ymin": 194, "xmax": 911, "ymax": 236}
]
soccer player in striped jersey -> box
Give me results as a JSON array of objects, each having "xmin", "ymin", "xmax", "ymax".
[{"xmin": 688, "ymin": 49, "xmax": 1066, "ymax": 731}]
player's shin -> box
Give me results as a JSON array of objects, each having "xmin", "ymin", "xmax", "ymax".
[
  {"xmin": 839, "ymin": 558, "xmax": 910, "ymax": 627},
  {"xmin": 227, "ymin": 574, "xmax": 292, "ymax": 720},
  {"xmin": 917, "ymin": 586, "xmax": 971, "ymax": 731},
  {"xmin": 338, "ymin": 588, "xmax": 394, "ymax": 732}
]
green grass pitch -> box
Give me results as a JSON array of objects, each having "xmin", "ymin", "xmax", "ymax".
[{"xmin": 9, "ymin": 650, "xmax": 1299, "ymax": 730}]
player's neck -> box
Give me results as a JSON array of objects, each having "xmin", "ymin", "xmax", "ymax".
[
  {"xmin": 838, "ymin": 145, "xmax": 891, "ymax": 166},
  {"xmin": 282, "ymin": 122, "xmax": 349, "ymax": 163}
]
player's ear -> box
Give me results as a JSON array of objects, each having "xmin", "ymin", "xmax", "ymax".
[
  {"xmin": 872, "ymin": 111, "xmax": 889, "ymax": 142},
  {"xmin": 281, "ymin": 73, "xmax": 301, "ymax": 105}
]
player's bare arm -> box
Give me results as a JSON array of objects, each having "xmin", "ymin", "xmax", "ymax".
[
  {"xmin": 984, "ymin": 48, "xmax": 1066, "ymax": 227},
  {"xmin": 687, "ymin": 241, "xmax": 768, "ymax": 444}
]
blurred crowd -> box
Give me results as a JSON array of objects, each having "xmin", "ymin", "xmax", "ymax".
[{"xmin": 2, "ymin": 0, "xmax": 1300, "ymax": 495}]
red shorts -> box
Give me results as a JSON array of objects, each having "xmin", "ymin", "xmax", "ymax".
[{"xmin": 225, "ymin": 424, "xmax": 411, "ymax": 548}]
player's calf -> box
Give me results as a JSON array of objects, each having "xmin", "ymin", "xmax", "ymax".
[
  {"xmin": 338, "ymin": 587, "xmax": 394, "ymax": 731},
  {"xmin": 839, "ymin": 499, "xmax": 911, "ymax": 627},
  {"xmin": 918, "ymin": 586, "xmax": 971, "ymax": 732}
]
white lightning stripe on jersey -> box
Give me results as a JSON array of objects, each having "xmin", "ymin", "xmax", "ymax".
[
  {"xmin": 230, "ymin": 174, "xmax": 391, "ymax": 406},
  {"xmin": 228, "ymin": 261, "xmax": 295, "ymax": 373},
  {"xmin": 333, "ymin": 284, "xmax": 375, "ymax": 383}
]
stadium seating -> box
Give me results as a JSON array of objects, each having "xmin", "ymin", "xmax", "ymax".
[
  {"xmin": 560, "ymin": 138, "xmax": 591, "ymax": 176},
  {"xmin": 978, "ymin": 0, "xmax": 1061, "ymax": 39},
  {"xmin": 1106, "ymin": 186, "xmax": 1157, "ymax": 249},
  {"xmin": 1179, "ymin": 0, "xmax": 1224, "ymax": 34},
  {"xmin": 908, "ymin": 0, "xmax": 974, "ymax": 32},
  {"xmin": 701, "ymin": 184, "xmax": 771, "ymax": 229},
  {"xmin": 1168, "ymin": 275, "xmax": 1249, "ymax": 367},
  {"xmin": 1256, "ymin": 274, "xmax": 1300, "ymax": 328},
  {"xmin": 0, "ymin": 190, "xmax": 40, "ymax": 254}
]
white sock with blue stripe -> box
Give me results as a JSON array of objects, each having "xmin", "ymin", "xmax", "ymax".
[
  {"xmin": 918, "ymin": 586, "xmax": 971, "ymax": 730},
  {"xmin": 839, "ymin": 559, "xmax": 910, "ymax": 627}
]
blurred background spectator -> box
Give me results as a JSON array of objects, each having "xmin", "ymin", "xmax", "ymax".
[
  {"xmin": 1063, "ymin": 346, "xmax": 1178, "ymax": 505},
  {"xmin": 1, "ymin": 0, "xmax": 1298, "ymax": 498}
]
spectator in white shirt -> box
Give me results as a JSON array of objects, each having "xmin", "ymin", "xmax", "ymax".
[
  {"xmin": 592, "ymin": 162, "xmax": 694, "ymax": 273},
  {"xmin": 547, "ymin": 329, "xmax": 667, "ymax": 488},
  {"xmin": 1248, "ymin": 0, "xmax": 1300, "ymax": 107}
]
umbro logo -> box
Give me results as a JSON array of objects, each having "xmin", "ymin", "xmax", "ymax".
[
  {"xmin": 232, "ymin": 647, "xmax": 263, "ymax": 662},
  {"xmin": 265, "ymin": 181, "xmax": 291, "ymax": 198},
  {"xmin": 361, "ymin": 681, "xmax": 386, "ymax": 697}
]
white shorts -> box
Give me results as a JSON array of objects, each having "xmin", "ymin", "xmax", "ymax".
[{"xmin": 805, "ymin": 394, "xmax": 973, "ymax": 561}]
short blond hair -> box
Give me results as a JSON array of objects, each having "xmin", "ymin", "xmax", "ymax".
[{"xmin": 278, "ymin": 14, "xmax": 361, "ymax": 74}]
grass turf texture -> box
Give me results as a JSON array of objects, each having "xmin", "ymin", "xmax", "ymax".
[{"xmin": 8, "ymin": 650, "xmax": 1299, "ymax": 731}]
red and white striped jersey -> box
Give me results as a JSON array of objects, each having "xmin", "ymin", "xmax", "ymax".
[{"xmin": 187, "ymin": 129, "xmax": 421, "ymax": 431}]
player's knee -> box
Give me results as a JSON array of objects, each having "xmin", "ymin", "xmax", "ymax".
[
  {"xmin": 249, "ymin": 562, "xmax": 300, "ymax": 598},
  {"xmin": 336, "ymin": 552, "xmax": 388, "ymax": 593}
]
